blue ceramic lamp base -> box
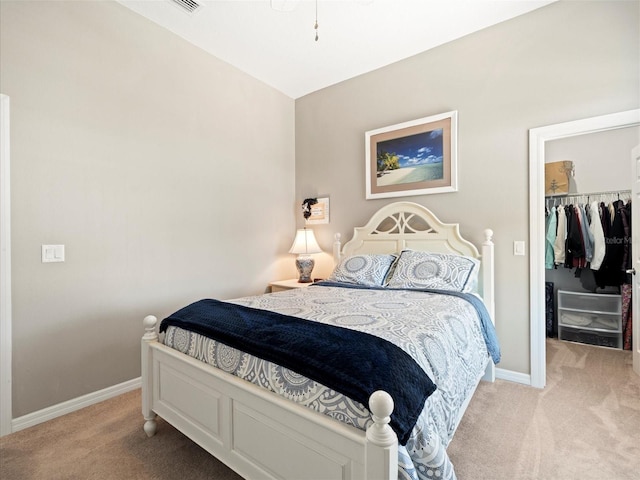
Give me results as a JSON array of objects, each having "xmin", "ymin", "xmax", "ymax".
[{"xmin": 295, "ymin": 255, "xmax": 315, "ymax": 283}]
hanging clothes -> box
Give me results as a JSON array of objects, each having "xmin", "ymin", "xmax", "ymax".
[
  {"xmin": 594, "ymin": 199, "xmax": 627, "ymax": 288},
  {"xmin": 622, "ymin": 284, "xmax": 633, "ymax": 351},
  {"xmin": 621, "ymin": 201, "xmax": 632, "ymax": 351},
  {"xmin": 554, "ymin": 205, "xmax": 567, "ymax": 266},
  {"xmin": 545, "ymin": 192, "xmax": 632, "ymax": 285},
  {"xmin": 619, "ymin": 200, "xmax": 631, "ymax": 281},
  {"xmin": 600, "ymin": 201, "xmax": 611, "ymax": 238},
  {"xmin": 589, "ymin": 200, "xmax": 606, "ymax": 270},
  {"xmin": 565, "ymin": 205, "xmax": 585, "ymax": 269},
  {"xmin": 579, "ymin": 204, "xmax": 594, "ymax": 264},
  {"xmin": 545, "ymin": 207, "xmax": 557, "ymax": 269}
]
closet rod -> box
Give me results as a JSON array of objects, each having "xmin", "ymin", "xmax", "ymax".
[{"xmin": 545, "ymin": 189, "xmax": 631, "ymax": 200}]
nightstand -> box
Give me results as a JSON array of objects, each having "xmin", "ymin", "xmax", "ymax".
[{"xmin": 269, "ymin": 279, "xmax": 313, "ymax": 292}]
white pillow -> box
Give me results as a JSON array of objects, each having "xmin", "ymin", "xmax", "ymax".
[
  {"xmin": 386, "ymin": 250, "xmax": 480, "ymax": 293},
  {"xmin": 328, "ymin": 254, "xmax": 397, "ymax": 287}
]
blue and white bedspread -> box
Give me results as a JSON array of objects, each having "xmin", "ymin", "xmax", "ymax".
[{"xmin": 163, "ymin": 284, "xmax": 497, "ymax": 480}]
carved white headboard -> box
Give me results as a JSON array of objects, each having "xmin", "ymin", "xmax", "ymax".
[{"xmin": 336, "ymin": 201, "xmax": 483, "ymax": 259}]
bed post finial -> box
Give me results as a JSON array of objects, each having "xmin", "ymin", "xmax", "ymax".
[
  {"xmin": 143, "ymin": 315, "xmax": 158, "ymax": 342},
  {"xmin": 483, "ymin": 229, "xmax": 494, "ymax": 244},
  {"xmin": 366, "ymin": 390, "xmax": 396, "ymax": 446}
]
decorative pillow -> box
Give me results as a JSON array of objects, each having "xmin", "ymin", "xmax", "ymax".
[
  {"xmin": 327, "ymin": 254, "xmax": 397, "ymax": 287},
  {"xmin": 386, "ymin": 250, "xmax": 480, "ymax": 293}
]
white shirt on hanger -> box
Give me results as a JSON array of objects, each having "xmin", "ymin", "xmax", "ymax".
[
  {"xmin": 589, "ymin": 200, "xmax": 606, "ymax": 271},
  {"xmin": 553, "ymin": 205, "xmax": 566, "ymax": 265}
]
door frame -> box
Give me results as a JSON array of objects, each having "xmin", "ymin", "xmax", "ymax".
[
  {"xmin": 0, "ymin": 94, "xmax": 11, "ymax": 436},
  {"xmin": 529, "ymin": 109, "xmax": 640, "ymax": 388}
]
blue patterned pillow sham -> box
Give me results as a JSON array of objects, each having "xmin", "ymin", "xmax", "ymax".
[
  {"xmin": 328, "ymin": 254, "xmax": 397, "ymax": 287},
  {"xmin": 386, "ymin": 250, "xmax": 480, "ymax": 293}
]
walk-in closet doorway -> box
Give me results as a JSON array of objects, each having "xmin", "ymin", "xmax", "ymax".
[{"xmin": 529, "ymin": 110, "xmax": 640, "ymax": 388}]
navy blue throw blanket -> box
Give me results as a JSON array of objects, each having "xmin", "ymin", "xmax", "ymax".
[{"xmin": 160, "ymin": 299, "xmax": 437, "ymax": 445}]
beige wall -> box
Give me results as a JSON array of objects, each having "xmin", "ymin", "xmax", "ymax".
[
  {"xmin": 546, "ymin": 126, "xmax": 640, "ymax": 194},
  {"xmin": 1, "ymin": 1, "xmax": 296, "ymax": 417},
  {"xmin": 295, "ymin": 0, "xmax": 640, "ymax": 374}
]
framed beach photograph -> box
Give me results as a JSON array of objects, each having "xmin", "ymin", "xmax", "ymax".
[{"xmin": 365, "ymin": 111, "xmax": 458, "ymax": 199}]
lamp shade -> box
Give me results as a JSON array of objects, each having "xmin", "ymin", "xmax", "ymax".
[{"xmin": 288, "ymin": 228, "xmax": 322, "ymax": 255}]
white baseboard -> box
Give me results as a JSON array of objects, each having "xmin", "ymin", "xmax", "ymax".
[
  {"xmin": 496, "ymin": 367, "xmax": 531, "ymax": 386},
  {"xmin": 11, "ymin": 377, "xmax": 141, "ymax": 433}
]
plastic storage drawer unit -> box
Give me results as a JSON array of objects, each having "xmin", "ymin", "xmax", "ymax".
[
  {"xmin": 559, "ymin": 328, "xmax": 621, "ymax": 349},
  {"xmin": 557, "ymin": 290, "xmax": 622, "ymax": 349}
]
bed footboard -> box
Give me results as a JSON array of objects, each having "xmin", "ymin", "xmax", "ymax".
[{"xmin": 141, "ymin": 315, "xmax": 398, "ymax": 480}]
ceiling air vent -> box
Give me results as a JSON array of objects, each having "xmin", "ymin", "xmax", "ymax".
[{"xmin": 169, "ymin": 0, "xmax": 202, "ymax": 15}]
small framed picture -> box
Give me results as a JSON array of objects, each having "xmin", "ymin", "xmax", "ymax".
[
  {"xmin": 305, "ymin": 197, "xmax": 329, "ymax": 225},
  {"xmin": 365, "ymin": 111, "xmax": 458, "ymax": 199}
]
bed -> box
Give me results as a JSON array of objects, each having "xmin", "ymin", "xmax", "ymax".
[{"xmin": 141, "ymin": 201, "xmax": 498, "ymax": 480}]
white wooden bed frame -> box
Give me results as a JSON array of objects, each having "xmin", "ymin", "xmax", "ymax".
[{"xmin": 141, "ymin": 201, "xmax": 495, "ymax": 480}]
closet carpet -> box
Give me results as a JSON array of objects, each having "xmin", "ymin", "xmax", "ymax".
[{"xmin": 1, "ymin": 339, "xmax": 638, "ymax": 480}]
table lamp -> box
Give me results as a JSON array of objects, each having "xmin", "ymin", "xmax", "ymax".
[{"xmin": 289, "ymin": 228, "xmax": 322, "ymax": 283}]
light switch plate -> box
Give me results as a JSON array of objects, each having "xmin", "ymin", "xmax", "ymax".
[
  {"xmin": 513, "ymin": 241, "xmax": 526, "ymax": 256},
  {"xmin": 42, "ymin": 245, "xmax": 65, "ymax": 263}
]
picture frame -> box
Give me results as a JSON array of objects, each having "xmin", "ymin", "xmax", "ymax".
[
  {"xmin": 365, "ymin": 111, "xmax": 458, "ymax": 199},
  {"xmin": 304, "ymin": 196, "xmax": 330, "ymax": 225}
]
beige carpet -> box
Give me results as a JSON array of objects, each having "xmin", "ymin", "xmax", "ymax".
[
  {"xmin": 1, "ymin": 339, "xmax": 639, "ymax": 480},
  {"xmin": 448, "ymin": 339, "xmax": 640, "ymax": 479}
]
